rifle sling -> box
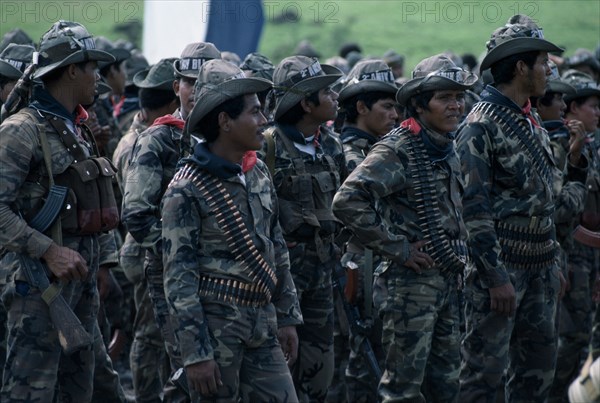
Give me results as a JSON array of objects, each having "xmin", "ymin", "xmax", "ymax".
[{"xmin": 174, "ymin": 163, "xmax": 278, "ymax": 303}]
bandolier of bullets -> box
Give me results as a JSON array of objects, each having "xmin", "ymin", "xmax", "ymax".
[
  {"xmin": 471, "ymin": 102, "xmax": 558, "ymax": 269},
  {"xmin": 172, "ymin": 163, "xmax": 279, "ymax": 307},
  {"xmin": 404, "ymin": 128, "xmax": 468, "ymax": 272}
]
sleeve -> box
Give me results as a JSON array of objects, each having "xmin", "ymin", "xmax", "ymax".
[
  {"xmin": 456, "ymin": 122, "xmax": 509, "ymax": 288},
  {"xmin": 161, "ymin": 182, "xmax": 213, "ymax": 366},
  {"xmin": 121, "ymin": 131, "xmax": 165, "ymax": 254},
  {"xmin": 0, "ymin": 118, "xmax": 54, "ymax": 258},
  {"xmin": 98, "ymin": 229, "xmax": 119, "ymax": 267},
  {"xmin": 332, "ymin": 142, "xmax": 411, "ymax": 264}
]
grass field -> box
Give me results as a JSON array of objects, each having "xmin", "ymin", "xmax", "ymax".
[{"xmin": 1, "ymin": 0, "xmax": 598, "ymax": 71}]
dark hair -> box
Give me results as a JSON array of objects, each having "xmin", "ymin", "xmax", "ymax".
[
  {"xmin": 342, "ymin": 91, "xmax": 395, "ymax": 123},
  {"xmin": 490, "ymin": 51, "xmax": 540, "ymax": 86},
  {"xmin": 532, "ymin": 91, "xmax": 559, "ymax": 108},
  {"xmin": 99, "ymin": 60, "xmax": 125, "ymax": 78},
  {"xmin": 139, "ymin": 87, "xmax": 177, "ymax": 111},
  {"xmin": 565, "ymin": 95, "xmax": 594, "ymax": 114},
  {"xmin": 41, "ymin": 60, "xmax": 88, "ymax": 84},
  {"xmin": 276, "ymin": 90, "xmax": 320, "ymax": 125},
  {"xmin": 405, "ymin": 91, "xmax": 435, "ymax": 118},
  {"xmin": 198, "ymin": 95, "xmax": 247, "ymax": 143},
  {"xmin": 0, "ymin": 75, "xmax": 15, "ymax": 90}
]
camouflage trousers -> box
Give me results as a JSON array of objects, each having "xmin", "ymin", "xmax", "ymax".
[
  {"xmin": 550, "ymin": 243, "xmax": 598, "ymax": 403},
  {"xmin": 375, "ymin": 265, "xmax": 461, "ymax": 403},
  {"xmin": 460, "ymin": 263, "xmax": 561, "ymax": 403},
  {"xmin": 122, "ymin": 249, "xmax": 169, "ymax": 403},
  {"xmin": 188, "ymin": 301, "xmax": 297, "ymax": 402},
  {"xmin": 0, "ymin": 247, "xmax": 99, "ymax": 402},
  {"xmin": 288, "ymin": 242, "xmax": 335, "ymax": 403},
  {"xmin": 92, "ymin": 319, "xmax": 127, "ymax": 403}
]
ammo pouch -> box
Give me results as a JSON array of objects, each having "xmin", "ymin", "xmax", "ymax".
[{"xmin": 55, "ymin": 156, "xmax": 119, "ymax": 235}]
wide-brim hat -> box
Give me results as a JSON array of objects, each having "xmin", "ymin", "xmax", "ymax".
[
  {"xmin": 240, "ymin": 52, "xmax": 275, "ymax": 80},
  {"xmin": 125, "ymin": 49, "xmax": 149, "ymax": 86},
  {"xmin": 272, "ymin": 55, "xmax": 342, "ymax": 120},
  {"xmin": 562, "ymin": 70, "xmax": 600, "ymax": 103},
  {"xmin": 396, "ymin": 54, "xmax": 478, "ymax": 106},
  {"xmin": 185, "ymin": 59, "xmax": 272, "ymax": 135},
  {"xmin": 338, "ymin": 59, "xmax": 397, "ymax": 102},
  {"xmin": 0, "ymin": 28, "xmax": 34, "ymax": 53},
  {"xmin": 480, "ymin": 23, "xmax": 562, "ymax": 71},
  {"xmin": 0, "ymin": 43, "xmax": 35, "ymax": 79},
  {"xmin": 173, "ymin": 42, "xmax": 221, "ymax": 79},
  {"xmin": 34, "ymin": 21, "xmax": 114, "ymax": 79},
  {"xmin": 133, "ymin": 57, "xmax": 178, "ymax": 91},
  {"xmin": 94, "ymin": 36, "xmax": 131, "ymax": 69}
]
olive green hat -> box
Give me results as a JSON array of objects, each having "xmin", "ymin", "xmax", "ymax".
[
  {"xmin": 396, "ymin": 54, "xmax": 478, "ymax": 106},
  {"xmin": 124, "ymin": 49, "xmax": 150, "ymax": 87},
  {"xmin": 272, "ymin": 55, "xmax": 342, "ymax": 120},
  {"xmin": 338, "ymin": 59, "xmax": 397, "ymax": 103},
  {"xmin": 0, "ymin": 44, "xmax": 35, "ymax": 79},
  {"xmin": 562, "ymin": 70, "xmax": 600, "ymax": 103},
  {"xmin": 173, "ymin": 42, "xmax": 221, "ymax": 79},
  {"xmin": 546, "ymin": 60, "xmax": 575, "ymax": 95},
  {"xmin": 240, "ymin": 52, "xmax": 275, "ymax": 80},
  {"xmin": 133, "ymin": 58, "xmax": 178, "ymax": 90},
  {"xmin": 480, "ymin": 20, "xmax": 562, "ymax": 71},
  {"xmin": 33, "ymin": 20, "xmax": 114, "ymax": 79},
  {"xmin": 185, "ymin": 59, "xmax": 272, "ymax": 134},
  {"xmin": 0, "ymin": 28, "xmax": 34, "ymax": 53}
]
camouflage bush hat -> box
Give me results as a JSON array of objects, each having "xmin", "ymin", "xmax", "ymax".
[
  {"xmin": 0, "ymin": 44, "xmax": 35, "ymax": 79},
  {"xmin": 173, "ymin": 42, "xmax": 221, "ymax": 79},
  {"xmin": 546, "ymin": 60, "xmax": 575, "ymax": 95},
  {"xmin": 479, "ymin": 21, "xmax": 562, "ymax": 71},
  {"xmin": 0, "ymin": 28, "xmax": 34, "ymax": 53},
  {"xmin": 133, "ymin": 58, "xmax": 178, "ymax": 90},
  {"xmin": 94, "ymin": 36, "xmax": 131, "ymax": 69},
  {"xmin": 338, "ymin": 59, "xmax": 397, "ymax": 103},
  {"xmin": 240, "ymin": 52, "xmax": 275, "ymax": 80},
  {"xmin": 185, "ymin": 59, "xmax": 272, "ymax": 134},
  {"xmin": 562, "ymin": 70, "xmax": 600, "ymax": 103},
  {"xmin": 125, "ymin": 49, "xmax": 149, "ymax": 87},
  {"xmin": 272, "ymin": 55, "xmax": 342, "ymax": 120},
  {"xmin": 34, "ymin": 20, "xmax": 114, "ymax": 79},
  {"xmin": 222, "ymin": 51, "xmax": 242, "ymax": 67},
  {"xmin": 396, "ymin": 54, "xmax": 478, "ymax": 106}
]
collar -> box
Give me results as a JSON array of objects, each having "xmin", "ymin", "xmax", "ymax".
[
  {"xmin": 340, "ymin": 126, "xmax": 379, "ymax": 145},
  {"xmin": 184, "ymin": 143, "xmax": 257, "ymax": 179},
  {"xmin": 481, "ymin": 85, "xmax": 541, "ymax": 127},
  {"xmin": 29, "ymin": 85, "xmax": 85, "ymax": 124},
  {"xmin": 279, "ymin": 123, "xmax": 321, "ymax": 146}
]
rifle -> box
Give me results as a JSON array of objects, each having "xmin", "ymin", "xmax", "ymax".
[
  {"xmin": 0, "ymin": 52, "xmax": 37, "ymax": 123},
  {"xmin": 332, "ymin": 261, "xmax": 382, "ymax": 381}
]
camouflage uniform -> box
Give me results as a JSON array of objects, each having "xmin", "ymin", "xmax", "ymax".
[
  {"xmin": 114, "ymin": 112, "xmax": 169, "ymax": 402},
  {"xmin": 162, "ymin": 142, "xmax": 303, "ymax": 401}
]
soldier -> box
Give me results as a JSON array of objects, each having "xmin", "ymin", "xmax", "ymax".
[
  {"xmin": 161, "ymin": 58, "xmax": 302, "ymax": 402},
  {"xmin": 333, "ymin": 54, "xmax": 475, "ymax": 402},
  {"xmin": 113, "ymin": 58, "xmax": 179, "ymax": 403},
  {"xmin": 0, "ymin": 44, "xmax": 34, "ymax": 104},
  {"xmin": 261, "ymin": 55, "xmax": 345, "ymax": 402},
  {"xmin": 0, "ymin": 20, "xmax": 120, "ymax": 401},
  {"xmin": 456, "ymin": 20, "xmax": 581, "ymax": 402},
  {"xmin": 335, "ymin": 58, "xmax": 398, "ymax": 402},
  {"xmin": 121, "ymin": 42, "xmax": 220, "ymax": 398}
]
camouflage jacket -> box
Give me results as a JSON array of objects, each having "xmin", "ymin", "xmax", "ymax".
[
  {"xmin": 259, "ymin": 123, "xmax": 347, "ymax": 244},
  {"xmin": 332, "ymin": 123, "xmax": 467, "ymax": 270},
  {"xmin": 340, "ymin": 126, "xmax": 379, "ymax": 173},
  {"xmin": 457, "ymin": 86, "xmax": 587, "ymax": 288},
  {"xmin": 0, "ymin": 100, "xmax": 117, "ymax": 270},
  {"xmin": 162, "ymin": 144, "xmax": 302, "ymax": 366},
  {"xmin": 121, "ymin": 110, "xmax": 190, "ymax": 254}
]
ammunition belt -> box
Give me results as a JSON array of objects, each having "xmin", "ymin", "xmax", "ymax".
[
  {"xmin": 405, "ymin": 129, "xmax": 468, "ymax": 272},
  {"xmin": 472, "ymin": 102, "xmax": 554, "ymax": 190},
  {"xmin": 197, "ymin": 274, "xmax": 269, "ymax": 308},
  {"xmin": 495, "ymin": 220, "xmax": 557, "ymax": 269},
  {"xmin": 173, "ymin": 163, "xmax": 278, "ymax": 304}
]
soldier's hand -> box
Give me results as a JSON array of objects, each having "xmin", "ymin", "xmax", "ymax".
[
  {"xmin": 185, "ymin": 360, "xmax": 222, "ymax": 396},
  {"xmin": 278, "ymin": 326, "xmax": 299, "ymax": 368},
  {"xmin": 568, "ymin": 119, "xmax": 587, "ymax": 165},
  {"xmin": 42, "ymin": 243, "xmax": 88, "ymax": 281},
  {"xmin": 402, "ymin": 240, "xmax": 434, "ymax": 274},
  {"xmin": 488, "ymin": 282, "xmax": 516, "ymax": 316}
]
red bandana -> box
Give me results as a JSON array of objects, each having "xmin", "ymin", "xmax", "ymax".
[
  {"xmin": 241, "ymin": 151, "xmax": 257, "ymax": 173},
  {"xmin": 152, "ymin": 115, "xmax": 185, "ymax": 129},
  {"xmin": 400, "ymin": 117, "xmax": 422, "ymax": 135},
  {"xmin": 521, "ymin": 99, "xmax": 540, "ymax": 128},
  {"xmin": 74, "ymin": 104, "xmax": 89, "ymax": 125}
]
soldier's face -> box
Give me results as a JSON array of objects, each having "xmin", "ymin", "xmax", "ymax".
[
  {"xmin": 225, "ymin": 94, "xmax": 267, "ymax": 151},
  {"xmin": 527, "ymin": 52, "xmax": 551, "ymax": 98},
  {"xmin": 176, "ymin": 77, "xmax": 196, "ymax": 119},
  {"xmin": 359, "ymin": 97, "xmax": 398, "ymax": 137},
  {"xmin": 537, "ymin": 92, "xmax": 566, "ymax": 121},
  {"xmin": 568, "ymin": 95, "xmax": 600, "ymax": 133},
  {"xmin": 76, "ymin": 61, "xmax": 99, "ymax": 106},
  {"xmin": 418, "ymin": 90, "xmax": 465, "ymax": 134},
  {"xmin": 308, "ymin": 86, "xmax": 339, "ymax": 123}
]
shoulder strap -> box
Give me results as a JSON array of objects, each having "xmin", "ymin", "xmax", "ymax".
[{"xmin": 174, "ymin": 163, "xmax": 278, "ymax": 302}]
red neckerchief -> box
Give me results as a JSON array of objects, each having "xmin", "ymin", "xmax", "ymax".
[
  {"xmin": 313, "ymin": 127, "xmax": 321, "ymax": 147},
  {"xmin": 74, "ymin": 104, "xmax": 89, "ymax": 125},
  {"xmin": 400, "ymin": 117, "xmax": 422, "ymax": 135},
  {"xmin": 242, "ymin": 151, "xmax": 257, "ymax": 173},
  {"xmin": 111, "ymin": 95, "xmax": 126, "ymax": 118},
  {"xmin": 151, "ymin": 115, "xmax": 185, "ymax": 129},
  {"xmin": 522, "ymin": 99, "xmax": 540, "ymax": 128}
]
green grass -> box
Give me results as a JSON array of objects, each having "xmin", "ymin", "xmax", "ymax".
[{"xmin": 1, "ymin": 0, "xmax": 598, "ymax": 72}]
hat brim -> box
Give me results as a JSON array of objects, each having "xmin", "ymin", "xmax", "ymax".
[
  {"xmin": 133, "ymin": 68, "xmax": 175, "ymax": 91},
  {"xmin": 186, "ymin": 77, "xmax": 273, "ymax": 134},
  {"xmin": 98, "ymin": 48, "xmax": 131, "ymax": 69},
  {"xmin": 173, "ymin": 59, "xmax": 200, "ymax": 79},
  {"xmin": 273, "ymin": 64, "xmax": 342, "ymax": 120},
  {"xmin": 547, "ymin": 80, "xmax": 576, "ymax": 96},
  {"xmin": 338, "ymin": 80, "xmax": 397, "ymax": 103},
  {"xmin": 0, "ymin": 60, "xmax": 23, "ymax": 79},
  {"xmin": 34, "ymin": 49, "xmax": 115, "ymax": 78},
  {"xmin": 396, "ymin": 76, "xmax": 475, "ymax": 106},
  {"xmin": 564, "ymin": 88, "xmax": 600, "ymax": 103},
  {"xmin": 480, "ymin": 37, "xmax": 563, "ymax": 71}
]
